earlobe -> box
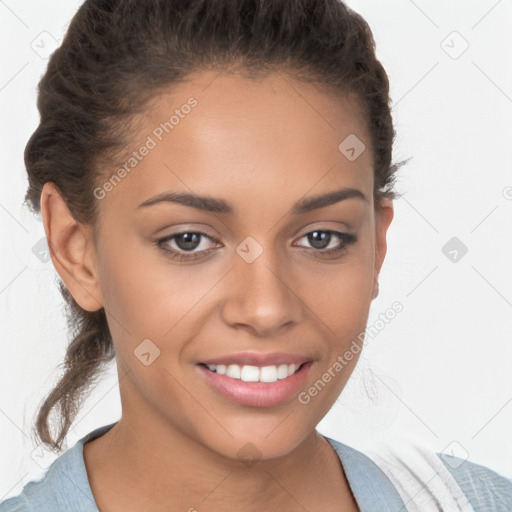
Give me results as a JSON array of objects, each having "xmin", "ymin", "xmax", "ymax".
[
  {"xmin": 372, "ymin": 280, "xmax": 379, "ymax": 299},
  {"xmin": 40, "ymin": 182, "xmax": 104, "ymax": 312}
]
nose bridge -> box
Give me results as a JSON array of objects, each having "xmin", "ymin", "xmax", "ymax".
[{"xmin": 222, "ymin": 235, "xmax": 301, "ymax": 335}]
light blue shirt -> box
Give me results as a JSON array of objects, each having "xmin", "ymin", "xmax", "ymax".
[{"xmin": 1, "ymin": 422, "xmax": 511, "ymax": 511}]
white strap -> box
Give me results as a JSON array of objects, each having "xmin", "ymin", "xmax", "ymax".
[{"xmin": 362, "ymin": 441, "xmax": 475, "ymax": 512}]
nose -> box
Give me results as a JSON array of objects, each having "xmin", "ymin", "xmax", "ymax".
[{"xmin": 221, "ymin": 243, "xmax": 302, "ymax": 337}]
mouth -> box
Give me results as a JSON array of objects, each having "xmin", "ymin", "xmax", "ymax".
[{"xmin": 196, "ymin": 359, "xmax": 313, "ymax": 407}]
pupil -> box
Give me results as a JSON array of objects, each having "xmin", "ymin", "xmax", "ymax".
[
  {"xmin": 309, "ymin": 231, "xmax": 330, "ymax": 249},
  {"xmin": 177, "ymin": 233, "xmax": 200, "ymax": 251}
]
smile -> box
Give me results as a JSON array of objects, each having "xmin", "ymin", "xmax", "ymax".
[{"xmin": 197, "ymin": 361, "xmax": 313, "ymax": 407}]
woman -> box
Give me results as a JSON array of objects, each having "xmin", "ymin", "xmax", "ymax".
[{"xmin": 1, "ymin": 0, "xmax": 511, "ymax": 510}]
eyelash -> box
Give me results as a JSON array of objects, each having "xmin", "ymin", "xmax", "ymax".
[{"xmin": 156, "ymin": 229, "xmax": 358, "ymax": 263}]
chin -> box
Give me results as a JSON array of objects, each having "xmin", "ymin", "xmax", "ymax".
[{"xmin": 193, "ymin": 421, "xmax": 314, "ymax": 464}]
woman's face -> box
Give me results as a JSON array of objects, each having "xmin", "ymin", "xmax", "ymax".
[{"xmin": 69, "ymin": 70, "xmax": 393, "ymax": 459}]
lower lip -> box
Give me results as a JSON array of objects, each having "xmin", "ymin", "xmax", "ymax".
[{"xmin": 197, "ymin": 361, "xmax": 313, "ymax": 407}]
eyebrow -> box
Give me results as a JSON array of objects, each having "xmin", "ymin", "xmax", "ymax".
[{"xmin": 137, "ymin": 187, "xmax": 367, "ymax": 215}]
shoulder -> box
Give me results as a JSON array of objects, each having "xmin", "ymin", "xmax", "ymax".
[
  {"xmin": 0, "ymin": 445, "xmax": 96, "ymax": 512},
  {"xmin": 365, "ymin": 438, "xmax": 512, "ymax": 512},
  {"xmin": 325, "ymin": 433, "xmax": 512, "ymax": 512},
  {"xmin": 0, "ymin": 423, "xmax": 116, "ymax": 512},
  {"xmin": 437, "ymin": 450, "xmax": 512, "ymax": 512},
  {"xmin": 0, "ymin": 448, "xmax": 86, "ymax": 512}
]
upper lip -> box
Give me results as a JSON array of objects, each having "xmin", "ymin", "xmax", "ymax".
[{"xmin": 199, "ymin": 351, "xmax": 312, "ymax": 367}]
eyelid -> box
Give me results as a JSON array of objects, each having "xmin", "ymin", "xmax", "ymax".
[
  {"xmin": 156, "ymin": 226, "xmax": 357, "ymax": 266},
  {"xmin": 294, "ymin": 229, "xmax": 357, "ymax": 248},
  {"xmin": 158, "ymin": 224, "xmax": 350, "ymax": 246},
  {"xmin": 158, "ymin": 229, "xmax": 220, "ymax": 247}
]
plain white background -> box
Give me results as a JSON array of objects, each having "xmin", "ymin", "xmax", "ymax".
[{"xmin": 1, "ymin": 0, "xmax": 511, "ymax": 501}]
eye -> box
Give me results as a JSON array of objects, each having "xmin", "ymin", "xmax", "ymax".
[
  {"xmin": 156, "ymin": 228, "xmax": 357, "ymax": 263},
  {"xmin": 293, "ymin": 229, "xmax": 358, "ymax": 258},
  {"xmin": 156, "ymin": 230, "xmax": 220, "ymax": 262}
]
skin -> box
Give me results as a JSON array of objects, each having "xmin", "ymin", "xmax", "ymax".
[{"xmin": 41, "ymin": 69, "xmax": 393, "ymax": 511}]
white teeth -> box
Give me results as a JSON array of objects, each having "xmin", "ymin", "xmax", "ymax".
[
  {"xmin": 204, "ymin": 363, "xmax": 301, "ymax": 382},
  {"xmin": 260, "ymin": 365, "xmax": 278, "ymax": 383},
  {"xmin": 240, "ymin": 365, "xmax": 260, "ymax": 382},
  {"xmin": 277, "ymin": 364, "xmax": 289, "ymax": 379},
  {"xmin": 226, "ymin": 364, "xmax": 241, "ymax": 379}
]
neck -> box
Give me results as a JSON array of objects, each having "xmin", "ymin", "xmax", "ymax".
[{"xmin": 84, "ymin": 414, "xmax": 357, "ymax": 511}]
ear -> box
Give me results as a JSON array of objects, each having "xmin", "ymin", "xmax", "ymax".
[
  {"xmin": 40, "ymin": 182, "xmax": 104, "ymax": 312},
  {"xmin": 372, "ymin": 196, "xmax": 394, "ymax": 299}
]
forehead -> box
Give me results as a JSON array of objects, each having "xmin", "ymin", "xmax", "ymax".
[{"xmin": 98, "ymin": 69, "xmax": 373, "ymax": 216}]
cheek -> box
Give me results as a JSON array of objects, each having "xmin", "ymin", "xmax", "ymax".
[
  {"xmin": 96, "ymin": 239, "xmax": 177, "ymax": 345},
  {"xmin": 305, "ymin": 235, "xmax": 375, "ymax": 342},
  {"xmin": 96, "ymin": 238, "xmax": 220, "ymax": 353},
  {"xmin": 300, "ymin": 251, "xmax": 375, "ymax": 411}
]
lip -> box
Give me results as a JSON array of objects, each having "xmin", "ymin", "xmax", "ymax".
[
  {"xmin": 199, "ymin": 351, "xmax": 311, "ymax": 367},
  {"xmin": 197, "ymin": 360, "xmax": 313, "ymax": 407}
]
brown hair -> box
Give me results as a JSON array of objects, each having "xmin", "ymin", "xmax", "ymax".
[{"xmin": 25, "ymin": 0, "xmax": 404, "ymax": 452}]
